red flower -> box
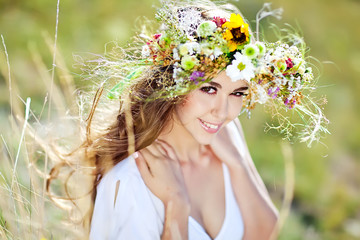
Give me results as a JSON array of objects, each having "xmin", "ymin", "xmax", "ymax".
[
  {"xmin": 212, "ymin": 16, "xmax": 227, "ymax": 28},
  {"xmin": 286, "ymin": 58, "xmax": 294, "ymax": 69},
  {"xmin": 154, "ymin": 33, "xmax": 162, "ymax": 40}
]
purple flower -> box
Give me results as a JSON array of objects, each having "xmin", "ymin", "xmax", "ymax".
[
  {"xmin": 189, "ymin": 71, "xmax": 205, "ymax": 84},
  {"xmin": 268, "ymin": 87, "xmax": 280, "ymax": 99},
  {"xmin": 272, "ymin": 87, "xmax": 280, "ymax": 99},
  {"xmin": 284, "ymin": 98, "xmax": 296, "ymax": 109}
]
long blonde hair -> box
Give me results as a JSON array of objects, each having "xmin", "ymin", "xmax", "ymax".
[
  {"xmin": 46, "ymin": 65, "xmax": 182, "ymax": 233},
  {"xmin": 46, "ymin": 0, "xmax": 242, "ymax": 234}
]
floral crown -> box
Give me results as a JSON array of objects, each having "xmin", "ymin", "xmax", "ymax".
[{"xmin": 94, "ymin": 0, "xmax": 329, "ymax": 146}]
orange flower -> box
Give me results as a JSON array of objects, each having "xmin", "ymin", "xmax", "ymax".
[{"xmin": 222, "ymin": 13, "xmax": 250, "ymax": 51}]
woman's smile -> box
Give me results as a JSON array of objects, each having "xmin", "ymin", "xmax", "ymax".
[
  {"xmin": 198, "ymin": 118, "xmax": 223, "ymax": 134},
  {"xmin": 172, "ymin": 71, "xmax": 248, "ymax": 145}
]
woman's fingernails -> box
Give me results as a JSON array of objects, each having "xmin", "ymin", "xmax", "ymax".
[{"xmin": 133, "ymin": 152, "xmax": 139, "ymax": 159}]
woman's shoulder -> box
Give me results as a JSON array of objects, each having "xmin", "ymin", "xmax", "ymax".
[
  {"xmin": 95, "ymin": 154, "xmax": 165, "ymax": 215},
  {"xmin": 99, "ymin": 155, "xmax": 139, "ymax": 185},
  {"xmin": 94, "ymin": 155, "xmax": 146, "ymax": 213},
  {"xmin": 91, "ymin": 155, "xmax": 165, "ymax": 239}
]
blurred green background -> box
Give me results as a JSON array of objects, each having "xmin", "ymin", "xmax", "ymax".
[{"xmin": 0, "ymin": 0, "xmax": 359, "ymax": 239}]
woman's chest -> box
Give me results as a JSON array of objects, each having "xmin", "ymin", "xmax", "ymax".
[{"xmin": 182, "ymin": 162, "xmax": 226, "ymax": 239}]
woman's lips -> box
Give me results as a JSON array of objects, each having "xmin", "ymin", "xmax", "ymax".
[{"xmin": 198, "ymin": 119, "xmax": 222, "ymax": 134}]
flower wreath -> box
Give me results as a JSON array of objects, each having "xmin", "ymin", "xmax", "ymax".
[{"xmin": 89, "ymin": 0, "xmax": 329, "ymax": 146}]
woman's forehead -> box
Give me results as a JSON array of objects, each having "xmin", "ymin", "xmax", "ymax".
[{"xmin": 211, "ymin": 71, "xmax": 249, "ymax": 88}]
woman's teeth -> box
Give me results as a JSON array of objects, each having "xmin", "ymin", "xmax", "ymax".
[
  {"xmin": 203, "ymin": 122, "xmax": 218, "ymax": 129},
  {"xmin": 201, "ymin": 120, "xmax": 218, "ymax": 129}
]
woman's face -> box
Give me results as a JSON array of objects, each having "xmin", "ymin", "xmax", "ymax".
[{"xmin": 175, "ymin": 71, "xmax": 248, "ymax": 145}]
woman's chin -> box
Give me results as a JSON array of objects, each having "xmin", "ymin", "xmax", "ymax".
[{"xmin": 194, "ymin": 134, "xmax": 216, "ymax": 146}]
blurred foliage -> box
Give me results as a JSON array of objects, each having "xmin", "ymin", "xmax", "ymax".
[{"xmin": 0, "ymin": 0, "xmax": 360, "ymax": 239}]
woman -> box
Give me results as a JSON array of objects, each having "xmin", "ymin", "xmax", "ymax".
[
  {"xmin": 90, "ymin": 70, "xmax": 278, "ymax": 239},
  {"xmin": 80, "ymin": 0, "xmax": 327, "ymax": 239}
]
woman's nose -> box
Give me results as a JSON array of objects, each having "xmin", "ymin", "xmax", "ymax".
[{"xmin": 211, "ymin": 95, "xmax": 228, "ymax": 120}]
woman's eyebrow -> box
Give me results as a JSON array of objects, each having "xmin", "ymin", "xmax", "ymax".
[
  {"xmin": 234, "ymin": 86, "xmax": 249, "ymax": 92},
  {"xmin": 208, "ymin": 81, "xmax": 222, "ymax": 88},
  {"xmin": 208, "ymin": 81, "xmax": 249, "ymax": 91}
]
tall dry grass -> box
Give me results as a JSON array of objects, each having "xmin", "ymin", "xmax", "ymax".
[{"xmin": 0, "ymin": 1, "xmax": 90, "ymax": 237}]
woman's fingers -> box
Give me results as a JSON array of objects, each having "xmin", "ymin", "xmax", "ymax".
[
  {"xmin": 156, "ymin": 139, "xmax": 178, "ymax": 162},
  {"xmin": 137, "ymin": 141, "xmax": 173, "ymax": 179},
  {"xmin": 135, "ymin": 141, "xmax": 188, "ymax": 206},
  {"xmin": 137, "ymin": 139, "xmax": 181, "ymax": 176},
  {"xmin": 143, "ymin": 143, "xmax": 163, "ymax": 158},
  {"xmin": 135, "ymin": 151, "xmax": 153, "ymax": 179}
]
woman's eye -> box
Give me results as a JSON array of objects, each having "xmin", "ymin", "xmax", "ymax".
[
  {"xmin": 200, "ymin": 86, "xmax": 217, "ymax": 94},
  {"xmin": 232, "ymin": 91, "xmax": 247, "ymax": 97}
]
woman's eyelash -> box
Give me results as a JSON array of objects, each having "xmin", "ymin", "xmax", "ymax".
[
  {"xmin": 200, "ymin": 87, "xmax": 248, "ymax": 97},
  {"xmin": 200, "ymin": 86, "xmax": 217, "ymax": 94},
  {"xmin": 232, "ymin": 91, "xmax": 248, "ymax": 97}
]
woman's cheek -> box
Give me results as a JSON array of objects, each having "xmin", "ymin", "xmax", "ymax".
[
  {"xmin": 191, "ymin": 91, "xmax": 216, "ymax": 107},
  {"xmin": 229, "ymin": 98, "xmax": 243, "ymax": 118}
]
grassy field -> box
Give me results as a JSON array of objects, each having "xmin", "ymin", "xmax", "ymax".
[{"xmin": 1, "ymin": 0, "xmax": 360, "ymax": 239}]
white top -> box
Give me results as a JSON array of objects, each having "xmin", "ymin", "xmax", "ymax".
[{"xmin": 90, "ymin": 121, "xmax": 246, "ymax": 240}]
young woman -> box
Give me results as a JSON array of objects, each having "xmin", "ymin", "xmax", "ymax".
[
  {"xmin": 89, "ymin": 70, "xmax": 278, "ymax": 239},
  {"xmin": 69, "ymin": 0, "xmax": 327, "ymax": 239}
]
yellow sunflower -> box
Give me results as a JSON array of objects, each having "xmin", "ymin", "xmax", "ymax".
[{"xmin": 222, "ymin": 13, "xmax": 250, "ymax": 52}]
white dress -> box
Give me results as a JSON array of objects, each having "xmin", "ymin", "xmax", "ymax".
[{"xmin": 90, "ymin": 121, "xmax": 246, "ymax": 240}]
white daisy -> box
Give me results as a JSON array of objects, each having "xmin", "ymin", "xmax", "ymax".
[
  {"xmin": 213, "ymin": 47, "xmax": 223, "ymax": 58},
  {"xmin": 226, "ymin": 52, "xmax": 255, "ymax": 82},
  {"xmin": 172, "ymin": 48, "xmax": 180, "ymax": 60},
  {"xmin": 255, "ymin": 41, "xmax": 266, "ymax": 56},
  {"xmin": 179, "ymin": 42, "xmax": 200, "ymax": 56},
  {"xmin": 243, "ymin": 44, "xmax": 259, "ymax": 59}
]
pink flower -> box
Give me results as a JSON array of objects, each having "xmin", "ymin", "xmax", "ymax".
[
  {"xmin": 212, "ymin": 16, "xmax": 227, "ymax": 28},
  {"xmin": 154, "ymin": 34, "xmax": 162, "ymax": 40},
  {"xmin": 286, "ymin": 58, "xmax": 294, "ymax": 70}
]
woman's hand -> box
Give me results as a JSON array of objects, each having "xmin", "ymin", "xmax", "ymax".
[
  {"xmin": 208, "ymin": 123, "xmax": 247, "ymax": 169},
  {"xmin": 135, "ymin": 140, "xmax": 189, "ymax": 207},
  {"xmin": 135, "ymin": 140, "xmax": 190, "ymax": 240}
]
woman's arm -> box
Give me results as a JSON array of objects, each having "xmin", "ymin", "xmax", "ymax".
[
  {"xmin": 210, "ymin": 119, "xmax": 278, "ymax": 240},
  {"xmin": 161, "ymin": 197, "xmax": 190, "ymax": 240}
]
